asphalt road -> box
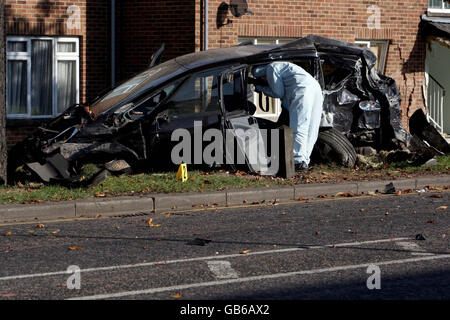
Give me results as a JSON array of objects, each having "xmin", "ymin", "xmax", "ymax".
[{"xmin": 0, "ymin": 191, "xmax": 448, "ymax": 303}]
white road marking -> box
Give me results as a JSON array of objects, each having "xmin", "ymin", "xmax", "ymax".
[
  {"xmin": 0, "ymin": 237, "xmax": 410, "ymax": 282},
  {"xmin": 206, "ymin": 261, "xmax": 239, "ymax": 279},
  {"xmin": 396, "ymin": 241, "xmax": 435, "ymax": 256},
  {"xmin": 68, "ymin": 254, "xmax": 450, "ymax": 300}
]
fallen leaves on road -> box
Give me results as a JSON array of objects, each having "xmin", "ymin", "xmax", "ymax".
[
  {"xmin": 95, "ymin": 192, "xmax": 106, "ymax": 198},
  {"xmin": 146, "ymin": 218, "xmax": 161, "ymax": 228},
  {"xmin": 240, "ymin": 250, "xmax": 251, "ymax": 255},
  {"xmin": 35, "ymin": 224, "xmax": 45, "ymax": 228},
  {"xmin": 4, "ymin": 232, "xmax": 12, "ymax": 237},
  {"xmin": 335, "ymin": 192, "xmax": 355, "ymax": 197},
  {"xmin": 192, "ymin": 204, "xmax": 208, "ymax": 208},
  {"xmin": 50, "ymin": 229, "xmax": 60, "ymax": 235},
  {"xmin": 426, "ymin": 185, "xmax": 443, "ymax": 191},
  {"xmin": 436, "ymin": 206, "xmax": 448, "ymax": 210},
  {"xmin": 171, "ymin": 292, "xmax": 183, "ymax": 299},
  {"xmin": 68, "ymin": 246, "xmax": 83, "ymax": 251},
  {"xmin": 318, "ymin": 194, "xmax": 328, "ymax": 198},
  {"xmin": 360, "ymin": 208, "xmax": 365, "ymax": 212},
  {"xmin": 430, "ymin": 194, "xmax": 443, "ymax": 198}
]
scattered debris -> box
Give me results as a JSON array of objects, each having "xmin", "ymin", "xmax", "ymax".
[
  {"xmin": 423, "ymin": 158, "xmax": 438, "ymax": 167},
  {"xmin": 415, "ymin": 234, "xmax": 427, "ymax": 240},
  {"xmin": 383, "ymin": 182, "xmax": 396, "ymax": 194},
  {"xmin": 146, "ymin": 218, "xmax": 161, "ymax": 228},
  {"xmin": 68, "ymin": 246, "xmax": 83, "ymax": 251},
  {"xmin": 170, "ymin": 292, "xmax": 183, "ymax": 299},
  {"xmin": 186, "ymin": 238, "xmax": 212, "ymax": 246},
  {"xmin": 335, "ymin": 191, "xmax": 355, "ymax": 197}
]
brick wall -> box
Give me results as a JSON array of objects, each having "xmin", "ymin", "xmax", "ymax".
[
  {"xmin": 116, "ymin": 0, "xmax": 196, "ymax": 82},
  {"xmin": 198, "ymin": 0, "xmax": 429, "ymax": 130}
]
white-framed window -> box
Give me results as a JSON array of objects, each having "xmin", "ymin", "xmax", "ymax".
[
  {"xmin": 6, "ymin": 36, "xmax": 80, "ymax": 119},
  {"xmin": 355, "ymin": 40, "xmax": 389, "ymax": 73},
  {"xmin": 238, "ymin": 37, "xmax": 296, "ymax": 121},
  {"xmin": 428, "ymin": 0, "xmax": 450, "ymax": 14}
]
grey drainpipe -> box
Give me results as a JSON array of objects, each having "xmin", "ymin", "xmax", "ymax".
[
  {"xmin": 111, "ymin": 0, "xmax": 116, "ymax": 87},
  {"xmin": 204, "ymin": 0, "xmax": 208, "ymax": 51}
]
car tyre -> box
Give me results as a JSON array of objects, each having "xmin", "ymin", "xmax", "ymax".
[{"xmin": 312, "ymin": 128, "xmax": 357, "ymax": 167}]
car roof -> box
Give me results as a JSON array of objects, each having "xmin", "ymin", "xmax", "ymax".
[
  {"xmin": 174, "ymin": 44, "xmax": 278, "ymax": 69},
  {"xmin": 90, "ymin": 35, "xmax": 375, "ymax": 116}
]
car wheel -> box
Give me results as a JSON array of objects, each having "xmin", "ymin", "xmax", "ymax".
[{"xmin": 312, "ymin": 128, "xmax": 357, "ymax": 167}]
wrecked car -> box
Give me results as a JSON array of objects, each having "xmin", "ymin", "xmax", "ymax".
[{"xmin": 7, "ymin": 35, "xmax": 446, "ymax": 185}]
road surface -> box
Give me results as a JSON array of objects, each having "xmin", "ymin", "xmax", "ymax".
[{"xmin": 0, "ymin": 191, "xmax": 448, "ymax": 304}]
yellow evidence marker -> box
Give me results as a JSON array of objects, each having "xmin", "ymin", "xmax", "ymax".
[{"xmin": 176, "ymin": 163, "xmax": 188, "ymax": 182}]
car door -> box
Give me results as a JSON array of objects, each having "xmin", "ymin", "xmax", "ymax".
[
  {"xmin": 146, "ymin": 69, "xmax": 225, "ymax": 168},
  {"xmin": 219, "ymin": 66, "xmax": 277, "ymax": 175}
]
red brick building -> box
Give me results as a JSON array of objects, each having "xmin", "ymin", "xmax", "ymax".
[{"xmin": 3, "ymin": 0, "xmax": 446, "ymax": 147}]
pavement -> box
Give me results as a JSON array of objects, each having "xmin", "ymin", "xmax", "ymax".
[{"xmin": 0, "ymin": 174, "xmax": 449, "ymax": 223}]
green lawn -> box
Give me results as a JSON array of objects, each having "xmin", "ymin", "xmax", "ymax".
[{"xmin": 0, "ymin": 155, "xmax": 448, "ymax": 205}]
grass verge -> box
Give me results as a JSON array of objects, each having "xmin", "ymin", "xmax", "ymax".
[{"xmin": 0, "ymin": 155, "xmax": 449, "ymax": 205}]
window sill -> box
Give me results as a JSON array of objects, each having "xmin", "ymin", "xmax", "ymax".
[{"xmin": 427, "ymin": 9, "xmax": 450, "ymax": 17}]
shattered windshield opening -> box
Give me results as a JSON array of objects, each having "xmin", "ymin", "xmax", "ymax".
[
  {"xmin": 102, "ymin": 82, "xmax": 182, "ymax": 128},
  {"xmin": 89, "ymin": 60, "xmax": 185, "ymax": 116}
]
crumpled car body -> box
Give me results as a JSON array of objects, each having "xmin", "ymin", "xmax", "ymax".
[{"xmin": 8, "ymin": 35, "xmax": 415, "ymax": 184}]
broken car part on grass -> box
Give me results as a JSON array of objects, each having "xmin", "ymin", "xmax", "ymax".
[{"xmin": 8, "ymin": 35, "xmax": 449, "ymax": 185}]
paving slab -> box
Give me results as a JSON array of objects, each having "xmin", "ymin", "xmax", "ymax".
[
  {"xmin": 415, "ymin": 176, "xmax": 450, "ymax": 189},
  {"xmin": 294, "ymin": 183, "xmax": 358, "ymax": 199},
  {"xmin": 0, "ymin": 202, "xmax": 76, "ymax": 223},
  {"xmin": 75, "ymin": 196, "xmax": 154, "ymax": 217},
  {"xmin": 226, "ymin": 187, "xmax": 295, "ymax": 206},
  {"xmin": 153, "ymin": 192, "xmax": 227, "ymax": 212}
]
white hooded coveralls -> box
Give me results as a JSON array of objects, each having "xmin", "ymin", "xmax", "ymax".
[{"xmin": 253, "ymin": 62, "xmax": 324, "ymax": 165}]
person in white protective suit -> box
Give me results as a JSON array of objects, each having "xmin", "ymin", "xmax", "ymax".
[{"xmin": 251, "ymin": 62, "xmax": 324, "ymax": 171}]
